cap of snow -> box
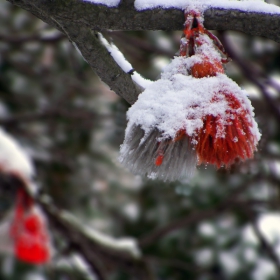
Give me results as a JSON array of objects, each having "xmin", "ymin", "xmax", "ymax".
[
  {"xmin": 125, "ymin": 55, "xmax": 260, "ymax": 143},
  {"xmin": 0, "ymin": 128, "xmax": 34, "ymax": 181}
]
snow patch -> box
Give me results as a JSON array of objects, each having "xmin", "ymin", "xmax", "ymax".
[
  {"xmin": 219, "ymin": 251, "xmax": 240, "ymax": 275},
  {"xmin": 252, "ymin": 258, "xmax": 276, "ymax": 280},
  {"xmin": 61, "ymin": 211, "xmax": 141, "ymax": 258},
  {"xmin": 0, "ymin": 128, "xmax": 34, "ymax": 180},
  {"xmin": 124, "ymin": 55, "xmax": 260, "ymax": 142},
  {"xmin": 243, "ymin": 213, "xmax": 280, "ymax": 245},
  {"xmin": 99, "ymin": 34, "xmax": 153, "ymax": 89},
  {"xmin": 83, "ymin": 0, "xmax": 120, "ymax": 7},
  {"xmin": 134, "ymin": 0, "xmax": 280, "ymax": 14}
]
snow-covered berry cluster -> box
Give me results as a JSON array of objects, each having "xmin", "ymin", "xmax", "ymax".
[{"xmin": 119, "ymin": 8, "xmax": 261, "ymax": 181}]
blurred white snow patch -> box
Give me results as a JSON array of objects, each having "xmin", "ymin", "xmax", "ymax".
[
  {"xmin": 99, "ymin": 34, "xmax": 153, "ymax": 89},
  {"xmin": 217, "ymin": 215, "xmax": 236, "ymax": 230},
  {"xmin": 243, "ymin": 247, "xmax": 257, "ymax": 263},
  {"xmin": 83, "ymin": 0, "xmax": 120, "ymax": 7},
  {"xmin": 271, "ymin": 73, "xmax": 280, "ymax": 86},
  {"xmin": 152, "ymin": 56, "xmax": 170, "ymax": 71},
  {"xmin": 72, "ymin": 254, "xmax": 91, "ymax": 271},
  {"xmin": 267, "ymin": 142, "xmax": 280, "ymax": 155},
  {"xmin": 198, "ymin": 222, "xmax": 216, "ymax": 238},
  {"xmin": 56, "ymin": 254, "xmax": 97, "ymax": 279},
  {"xmin": 134, "ymin": 0, "xmax": 280, "ymax": 14},
  {"xmin": 156, "ymin": 36, "xmax": 174, "ymax": 51},
  {"xmin": 122, "ymin": 203, "xmax": 139, "ymax": 220},
  {"xmin": 243, "ymin": 213, "xmax": 280, "ymax": 245},
  {"xmin": 61, "ymin": 211, "xmax": 141, "ymax": 258},
  {"xmin": 24, "ymin": 273, "xmax": 46, "ymax": 280},
  {"xmin": 194, "ymin": 248, "xmax": 213, "ymax": 265},
  {"xmin": 84, "ymin": 227, "xmax": 141, "ymax": 258},
  {"xmin": 247, "ymin": 181, "xmax": 271, "ymax": 201},
  {"xmin": 72, "ymin": 254, "xmax": 97, "ymax": 280},
  {"xmin": 242, "ymin": 84, "xmax": 261, "ymax": 99},
  {"xmin": 252, "ymin": 258, "xmax": 276, "ymax": 280},
  {"xmin": 219, "ymin": 251, "xmax": 240, "ymax": 275},
  {"xmin": 0, "ymin": 128, "xmax": 34, "ymax": 180},
  {"xmin": 269, "ymin": 160, "xmax": 280, "ymax": 178}
]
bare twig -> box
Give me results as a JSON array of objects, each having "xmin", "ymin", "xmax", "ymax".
[
  {"xmin": 219, "ymin": 32, "xmax": 280, "ymax": 121},
  {"xmin": 242, "ymin": 208, "xmax": 280, "ymax": 278},
  {"xmin": 0, "ymin": 33, "xmax": 65, "ymax": 44},
  {"xmin": 145, "ymin": 255, "xmax": 205, "ymax": 273},
  {"xmin": 37, "ymin": 196, "xmax": 159, "ymax": 280},
  {"xmin": 0, "ymin": 109, "xmax": 98, "ymax": 126},
  {"xmin": 252, "ymin": 219, "xmax": 280, "ymax": 276},
  {"xmin": 108, "ymin": 31, "xmax": 175, "ymax": 58}
]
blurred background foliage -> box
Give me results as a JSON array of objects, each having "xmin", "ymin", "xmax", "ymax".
[{"xmin": 0, "ymin": 1, "xmax": 280, "ymax": 280}]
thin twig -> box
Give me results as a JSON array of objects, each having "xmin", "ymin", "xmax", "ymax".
[
  {"xmin": 219, "ymin": 32, "xmax": 280, "ymax": 121},
  {"xmin": 0, "ymin": 33, "xmax": 65, "ymax": 44},
  {"xmin": 244, "ymin": 209, "xmax": 280, "ymax": 278},
  {"xmin": 145, "ymin": 256, "xmax": 205, "ymax": 273}
]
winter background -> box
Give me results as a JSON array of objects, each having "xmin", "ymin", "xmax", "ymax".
[{"xmin": 0, "ymin": 0, "xmax": 280, "ymax": 279}]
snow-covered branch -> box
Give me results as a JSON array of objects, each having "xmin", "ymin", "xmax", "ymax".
[
  {"xmin": 6, "ymin": 0, "xmax": 280, "ymax": 104},
  {"xmin": 51, "ymin": 19, "xmax": 143, "ymax": 104},
  {"xmin": 7, "ymin": 0, "xmax": 280, "ymax": 43},
  {"xmin": 38, "ymin": 196, "xmax": 154, "ymax": 279}
]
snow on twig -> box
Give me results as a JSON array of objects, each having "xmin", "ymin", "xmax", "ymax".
[
  {"xmin": 60, "ymin": 210, "xmax": 141, "ymax": 258},
  {"xmin": 99, "ymin": 33, "xmax": 153, "ymax": 90},
  {"xmin": 0, "ymin": 128, "xmax": 36, "ymax": 193},
  {"xmin": 40, "ymin": 194, "xmax": 141, "ymax": 259}
]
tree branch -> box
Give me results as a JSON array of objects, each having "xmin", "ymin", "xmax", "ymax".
[
  {"xmin": 251, "ymin": 219, "xmax": 280, "ymax": 277},
  {"xmin": 51, "ymin": 18, "xmax": 142, "ymax": 104},
  {"xmin": 7, "ymin": 0, "xmax": 280, "ymax": 43},
  {"xmin": 243, "ymin": 208, "xmax": 280, "ymax": 278},
  {"xmin": 0, "ymin": 33, "xmax": 65, "ymax": 44},
  {"xmin": 6, "ymin": 0, "xmax": 280, "ymax": 104},
  {"xmin": 219, "ymin": 32, "xmax": 280, "ymax": 121},
  {"xmin": 38, "ymin": 195, "xmax": 157, "ymax": 280}
]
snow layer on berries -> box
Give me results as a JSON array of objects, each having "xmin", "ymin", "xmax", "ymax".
[
  {"xmin": 134, "ymin": 0, "xmax": 280, "ymax": 14},
  {"xmin": 0, "ymin": 128, "xmax": 34, "ymax": 180},
  {"xmin": 83, "ymin": 0, "xmax": 120, "ymax": 7},
  {"xmin": 125, "ymin": 56, "xmax": 261, "ymax": 143},
  {"xmin": 169, "ymin": 34, "xmax": 223, "ymax": 80}
]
